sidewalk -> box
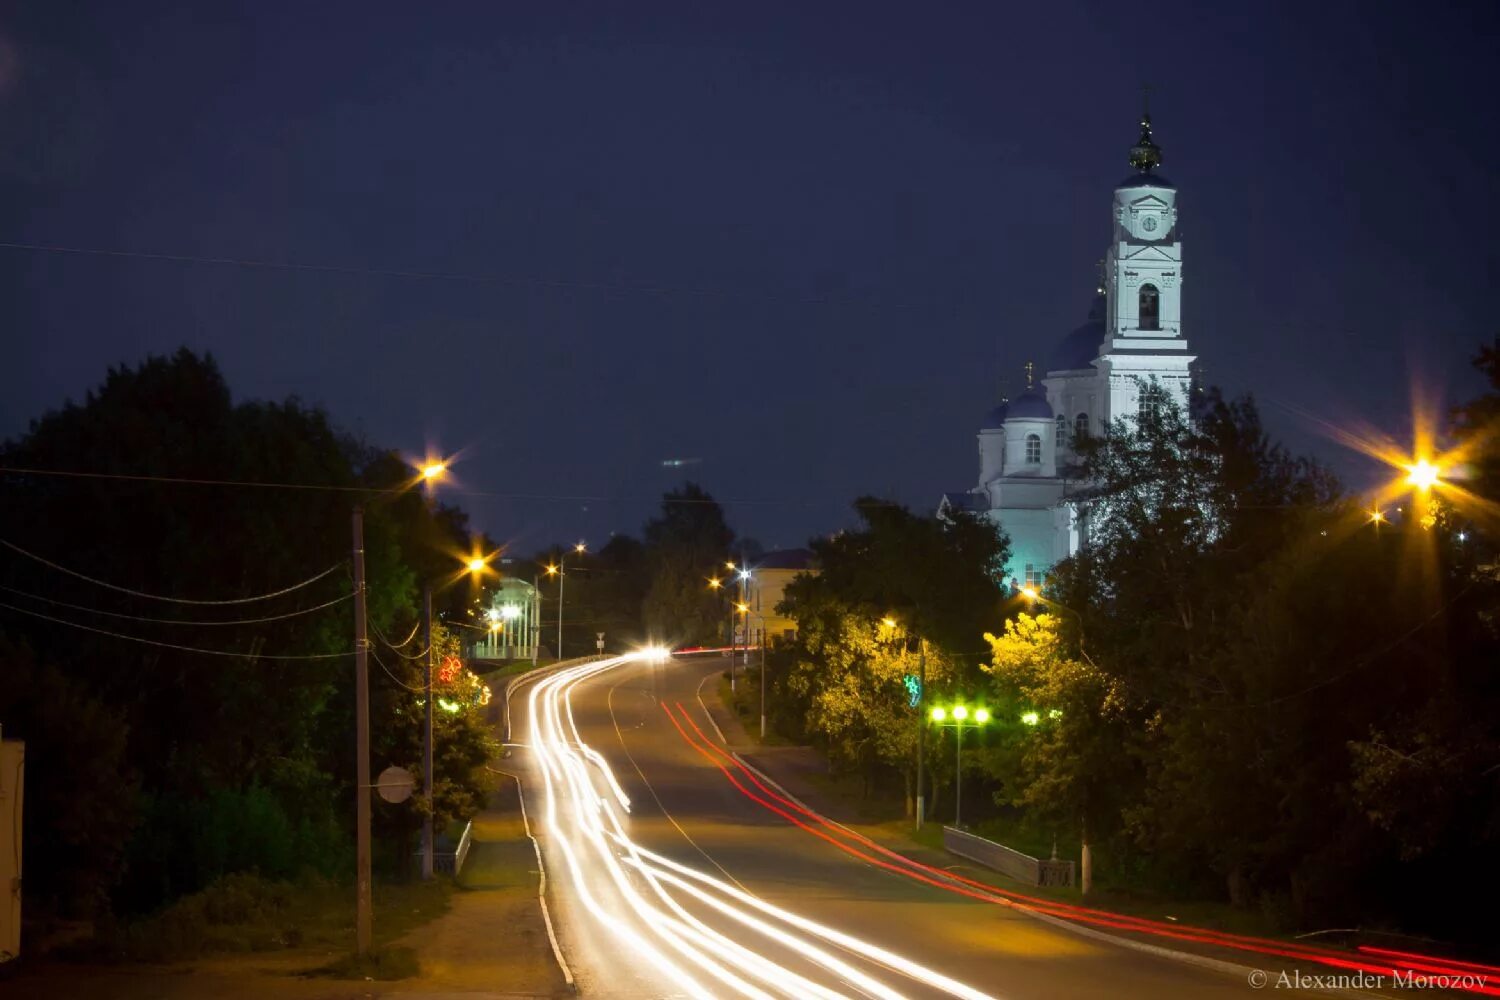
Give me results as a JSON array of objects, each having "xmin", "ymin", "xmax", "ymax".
[{"xmin": 391, "ymin": 772, "xmax": 566, "ymax": 997}]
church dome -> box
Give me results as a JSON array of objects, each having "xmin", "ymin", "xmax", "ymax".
[
  {"xmin": 1049, "ymin": 294, "xmax": 1106, "ymax": 373},
  {"xmin": 1006, "ymin": 388, "xmax": 1053, "ymax": 420},
  {"xmin": 1118, "ymin": 172, "xmax": 1176, "ymax": 190},
  {"xmin": 980, "ymin": 402, "xmax": 1009, "ymax": 429}
]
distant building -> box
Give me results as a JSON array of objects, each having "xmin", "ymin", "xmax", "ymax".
[
  {"xmin": 746, "ymin": 548, "xmax": 816, "ymax": 643},
  {"xmin": 940, "ymin": 112, "xmax": 1196, "ymax": 588}
]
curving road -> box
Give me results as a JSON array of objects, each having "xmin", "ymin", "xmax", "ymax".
[{"xmin": 510, "ymin": 653, "xmax": 1398, "ymax": 999}]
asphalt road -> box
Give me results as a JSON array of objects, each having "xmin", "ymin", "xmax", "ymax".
[{"xmin": 510, "ymin": 653, "xmax": 1359, "ymax": 1000}]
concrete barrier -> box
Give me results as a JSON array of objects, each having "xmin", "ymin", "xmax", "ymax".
[{"xmin": 943, "ymin": 826, "xmax": 1075, "ymax": 888}]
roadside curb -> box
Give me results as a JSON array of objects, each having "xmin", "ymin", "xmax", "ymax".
[{"xmin": 496, "ymin": 659, "xmax": 612, "ymax": 995}]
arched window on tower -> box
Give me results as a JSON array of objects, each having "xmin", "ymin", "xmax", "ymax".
[
  {"xmin": 1025, "ymin": 433, "xmax": 1042, "ymax": 464},
  {"xmin": 1139, "ymin": 283, "xmax": 1160, "ymax": 331},
  {"xmin": 1055, "ymin": 414, "xmax": 1067, "ymax": 447},
  {"xmin": 1074, "ymin": 412, "xmax": 1090, "ymax": 441}
]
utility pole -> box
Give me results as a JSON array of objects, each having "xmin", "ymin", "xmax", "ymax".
[
  {"xmin": 915, "ymin": 638, "xmax": 926, "ymax": 830},
  {"xmin": 421, "ymin": 583, "xmax": 434, "ymax": 881},
  {"xmin": 759, "ymin": 633, "xmax": 767, "ymax": 740},
  {"xmin": 556, "ymin": 558, "xmax": 565, "ymax": 660},
  {"xmin": 352, "ymin": 507, "xmax": 372, "ymax": 955}
]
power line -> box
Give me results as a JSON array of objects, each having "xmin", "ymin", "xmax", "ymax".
[
  {"xmin": 0, "ymin": 239, "xmax": 925, "ymax": 311},
  {"xmin": 370, "ymin": 619, "xmax": 432, "ymax": 661},
  {"xmin": 0, "ymin": 536, "xmax": 344, "ymax": 605},
  {"xmin": 0, "ymin": 585, "xmax": 352, "ymax": 626},
  {"xmin": 385, "ymin": 619, "xmax": 422, "ymax": 649},
  {"xmin": 0, "ymin": 599, "xmax": 352, "ymax": 660},
  {"xmin": 369, "ymin": 647, "xmax": 426, "ymax": 693},
  {"xmin": 0, "ymin": 463, "xmax": 884, "ymax": 510}
]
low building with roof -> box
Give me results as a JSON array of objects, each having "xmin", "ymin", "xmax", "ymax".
[{"xmin": 745, "ymin": 548, "xmax": 815, "ymax": 643}]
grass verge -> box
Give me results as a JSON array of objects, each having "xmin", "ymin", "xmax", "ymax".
[{"xmin": 83, "ymin": 872, "xmax": 453, "ymax": 973}]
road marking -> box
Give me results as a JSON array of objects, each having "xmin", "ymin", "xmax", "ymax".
[
  {"xmin": 605, "ymin": 667, "xmax": 748, "ymax": 892},
  {"xmin": 503, "ymin": 762, "xmax": 575, "ymax": 990},
  {"xmin": 694, "ymin": 667, "xmax": 728, "ymax": 744}
]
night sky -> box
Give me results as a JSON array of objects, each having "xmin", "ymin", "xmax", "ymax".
[{"xmin": 3, "ymin": 2, "xmax": 1497, "ymax": 551}]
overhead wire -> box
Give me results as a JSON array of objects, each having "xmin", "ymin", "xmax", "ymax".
[
  {"xmin": 0, "ymin": 239, "xmax": 925, "ymax": 311},
  {"xmin": 0, "ymin": 585, "xmax": 352, "ymax": 626},
  {"xmin": 385, "ymin": 619, "xmax": 422, "ymax": 649},
  {"xmin": 0, "ymin": 463, "xmax": 888, "ymax": 510},
  {"xmin": 0, "ymin": 599, "xmax": 353, "ymax": 660},
  {"xmin": 0, "ymin": 536, "xmax": 344, "ymax": 605},
  {"xmin": 370, "ymin": 619, "xmax": 432, "ymax": 661},
  {"xmin": 369, "ymin": 646, "xmax": 427, "ymax": 693}
]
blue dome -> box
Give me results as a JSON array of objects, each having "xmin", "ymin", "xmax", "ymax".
[
  {"xmin": 1118, "ymin": 172, "xmax": 1175, "ymax": 190},
  {"xmin": 1007, "ymin": 389, "xmax": 1053, "ymax": 420},
  {"xmin": 980, "ymin": 403, "xmax": 1009, "ymax": 429},
  {"xmin": 1048, "ymin": 294, "xmax": 1106, "ymax": 373}
]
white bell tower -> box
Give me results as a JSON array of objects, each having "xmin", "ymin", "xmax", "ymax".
[{"xmin": 1098, "ymin": 111, "xmax": 1195, "ymax": 425}]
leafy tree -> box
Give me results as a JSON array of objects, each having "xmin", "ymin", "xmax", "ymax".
[
  {"xmin": 0, "ymin": 350, "xmax": 501, "ymax": 914},
  {"xmin": 0, "ymin": 636, "xmax": 138, "ymax": 919},
  {"xmin": 982, "ymin": 613, "xmax": 1130, "ymax": 856},
  {"xmin": 772, "ymin": 500, "xmax": 1007, "ymax": 811},
  {"xmin": 642, "ymin": 482, "xmax": 736, "ymax": 645}
]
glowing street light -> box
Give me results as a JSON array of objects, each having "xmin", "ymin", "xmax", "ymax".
[
  {"xmin": 467, "ymin": 556, "xmax": 487, "ymax": 573},
  {"xmin": 928, "ymin": 702, "xmax": 990, "ymax": 827},
  {"xmin": 546, "ymin": 543, "xmax": 584, "ymax": 659},
  {"xmin": 881, "ymin": 617, "xmax": 898, "ymax": 629},
  {"xmin": 420, "ymin": 460, "xmax": 447, "ymax": 482},
  {"xmin": 1405, "ymin": 459, "xmax": 1441, "ymax": 492},
  {"xmin": 1021, "ymin": 711, "xmax": 1040, "ymax": 726},
  {"xmin": 708, "ymin": 577, "xmax": 722, "ymax": 590}
]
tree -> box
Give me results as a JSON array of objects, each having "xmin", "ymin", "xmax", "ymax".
[
  {"xmin": 773, "ymin": 499, "xmax": 1008, "ymax": 811},
  {"xmin": 641, "ymin": 482, "xmax": 736, "ymax": 645},
  {"xmin": 0, "ymin": 349, "xmax": 501, "ymax": 914},
  {"xmin": 0, "ymin": 636, "xmax": 138, "ymax": 919},
  {"xmin": 981, "ymin": 613, "xmax": 1130, "ymax": 856}
]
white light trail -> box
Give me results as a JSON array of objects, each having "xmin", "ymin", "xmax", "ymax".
[{"xmin": 521, "ymin": 653, "xmax": 1000, "ymax": 1000}]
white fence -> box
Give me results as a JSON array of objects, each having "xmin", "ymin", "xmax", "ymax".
[{"xmin": 943, "ymin": 826, "xmax": 1075, "ymax": 888}]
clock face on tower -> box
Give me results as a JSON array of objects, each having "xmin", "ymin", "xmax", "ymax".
[{"xmin": 1141, "ymin": 216, "xmax": 1158, "ymax": 233}]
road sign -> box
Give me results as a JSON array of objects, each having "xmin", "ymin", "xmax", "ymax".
[
  {"xmin": 596, "ymin": 631, "xmax": 605, "ymax": 652},
  {"xmin": 375, "ymin": 765, "xmax": 414, "ymax": 804}
]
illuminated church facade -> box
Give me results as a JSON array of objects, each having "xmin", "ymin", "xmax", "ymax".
[{"xmin": 940, "ymin": 113, "xmax": 1196, "ymax": 588}]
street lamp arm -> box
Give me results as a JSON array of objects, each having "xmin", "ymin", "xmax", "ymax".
[{"xmin": 1021, "ymin": 589, "xmax": 1096, "ymax": 670}]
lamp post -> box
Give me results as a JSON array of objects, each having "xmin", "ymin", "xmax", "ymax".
[
  {"xmin": 883, "ymin": 617, "xmax": 928, "ymax": 829},
  {"xmin": 737, "ymin": 564, "xmax": 753, "ymax": 674},
  {"xmin": 1020, "ymin": 585, "xmax": 1095, "ymax": 893},
  {"xmin": 737, "ymin": 603, "xmax": 768, "ymax": 738},
  {"xmin": 1020, "ymin": 586, "xmax": 1093, "ymax": 668},
  {"xmin": 348, "ymin": 457, "xmax": 448, "ymax": 953},
  {"xmin": 419, "ymin": 553, "xmax": 493, "ymax": 881},
  {"xmin": 546, "ymin": 542, "xmax": 586, "ymax": 661},
  {"xmin": 928, "ymin": 704, "xmax": 989, "ymax": 828}
]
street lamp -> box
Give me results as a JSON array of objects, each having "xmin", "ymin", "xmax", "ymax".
[
  {"xmin": 883, "ymin": 616, "xmax": 928, "ymax": 829},
  {"xmin": 419, "ymin": 549, "xmax": 494, "ymax": 880},
  {"xmin": 1017, "ymin": 585, "xmax": 1095, "ymax": 892},
  {"xmin": 348, "ymin": 453, "xmax": 457, "ymax": 952},
  {"xmin": 1019, "ymin": 587, "xmax": 1094, "ymax": 668},
  {"xmin": 1405, "ymin": 459, "xmax": 1441, "ymax": 492},
  {"xmin": 928, "ymin": 703, "xmax": 990, "ymax": 828},
  {"xmin": 545, "ymin": 542, "xmax": 586, "ymax": 661}
]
